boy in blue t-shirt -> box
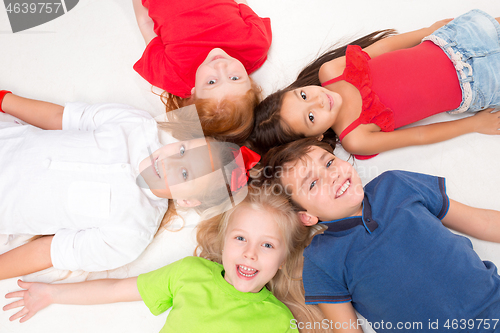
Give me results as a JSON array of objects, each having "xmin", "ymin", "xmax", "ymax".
[{"xmin": 261, "ymin": 138, "xmax": 500, "ymax": 333}]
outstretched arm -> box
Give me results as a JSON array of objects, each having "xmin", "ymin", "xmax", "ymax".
[
  {"xmin": 3, "ymin": 277, "xmax": 141, "ymax": 322},
  {"xmin": 442, "ymin": 199, "xmax": 500, "ymax": 243},
  {"xmin": 318, "ymin": 302, "xmax": 363, "ymax": 332},
  {"xmin": 132, "ymin": 0, "xmax": 156, "ymax": 45},
  {"xmin": 1, "ymin": 92, "xmax": 63, "ymax": 130},
  {"xmin": 319, "ymin": 19, "xmax": 452, "ymax": 81},
  {"xmin": 362, "ymin": 19, "xmax": 452, "ymax": 58},
  {"xmin": 341, "ymin": 109, "xmax": 500, "ymax": 156},
  {"xmin": 0, "ymin": 236, "xmax": 53, "ymax": 281}
]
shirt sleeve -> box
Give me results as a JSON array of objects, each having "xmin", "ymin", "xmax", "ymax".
[
  {"xmin": 238, "ymin": 4, "xmax": 272, "ymax": 43},
  {"xmin": 394, "ymin": 171, "xmax": 450, "ymax": 219},
  {"xmin": 50, "ymin": 223, "xmax": 153, "ymax": 271},
  {"xmin": 62, "ymin": 102, "xmax": 153, "ymax": 132},
  {"xmin": 302, "ymin": 256, "xmax": 352, "ymax": 305},
  {"xmin": 132, "ymin": 37, "xmax": 181, "ymax": 94},
  {"xmin": 136, "ymin": 258, "xmax": 187, "ymax": 316}
]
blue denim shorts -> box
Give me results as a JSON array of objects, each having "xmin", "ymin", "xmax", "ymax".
[{"xmin": 423, "ymin": 9, "xmax": 500, "ymax": 113}]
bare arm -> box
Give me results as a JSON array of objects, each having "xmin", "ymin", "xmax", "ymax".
[
  {"xmin": 1, "ymin": 93, "xmax": 63, "ymax": 130},
  {"xmin": 341, "ymin": 109, "xmax": 500, "ymax": 156},
  {"xmin": 319, "ymin": 302, "xmax": 363, "ymax": 333},
  {"xmin": 0, "ymin": 236, "xmax": 53, "ymax": 281},
  {"xmin": 442, "ymin": 199, "xmax": 500, "ymax": 243},
  {"xmin": 363, "ymin": 19, "xmax": 452, "ymax": 58},
  {"xmin": 132, "ymin": 0, "xmax": 156, "ymax": 45},
  {"xmin": 3, "ymin": 277, "xmax": 141, "ymax": 322},
  {"xmin": 319, "ymin": 19, "xmax": 452, "ymax": 82}
]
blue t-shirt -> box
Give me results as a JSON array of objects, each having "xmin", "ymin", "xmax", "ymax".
[{"xmin": 303, "ymin": 171, "xmax": 500, "ymax": 332}]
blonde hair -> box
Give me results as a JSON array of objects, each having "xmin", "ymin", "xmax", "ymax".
[
  {"xmin": 161, "ymin": 78, "xmax": 262, "ymax": 144},
  {"xmin": 196, "ymin": 186, "xmax": 332, "ymax": 333}
]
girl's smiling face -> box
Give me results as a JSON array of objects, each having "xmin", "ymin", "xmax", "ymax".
[
  {"xmin": 281, "ymin": 86, "xmax": 342, "ymax": 138},
  {"xmin": 222, "ymin": 206, "xmax": 287, "ymax": 293},
  {"xmin": 193, "ymin": 48, "xmax": 251, "ymax": 101},
  {"xmin": 138, "ymin": 138, "xmax": 215, "ymax": 202}
]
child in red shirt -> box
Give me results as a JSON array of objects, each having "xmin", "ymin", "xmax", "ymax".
[{"xmin": 133, "ymin": 0, "xmax": 272, "ymax": 143}]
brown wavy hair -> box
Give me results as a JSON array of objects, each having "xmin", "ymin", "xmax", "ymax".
[
  {"xmin": 161, "ymin": 78, "xmax": 262, "ymax": 144},
  {"xmin": 247, "ymin": 29, "xmax": 396, "ymax": 155},
  {"xmin": 196, "ymin": 185, "xmax": 331, "ymax": 333}
]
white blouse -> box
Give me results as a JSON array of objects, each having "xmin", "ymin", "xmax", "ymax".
[{"xmin": 0, "ymin": 103, "xmax": 169, "ymax": 271}]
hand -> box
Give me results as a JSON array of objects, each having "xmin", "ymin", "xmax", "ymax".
[
  {"xmin": 3, "ymin": 280, "xmax": 54, "ymax": 322},
  {"xmin": 428, "ymin": 18, "xmax": 453, "ymax": 33},
  {"xmin": 472, "ymin": 108, "xmax": 500, "ymax": 135},
  {"xmin": 233, "ymin": 0, "xmax": 248, "ymax": 4}
]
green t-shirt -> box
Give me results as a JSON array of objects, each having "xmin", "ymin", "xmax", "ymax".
[{"xmin": 137, "ymin": 256, "xmax": 297, "ymax": 332}]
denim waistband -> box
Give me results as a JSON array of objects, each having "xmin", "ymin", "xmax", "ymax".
[{"xmin": 422, "ymin": 35, "xmax": 472, "ymax": 114}]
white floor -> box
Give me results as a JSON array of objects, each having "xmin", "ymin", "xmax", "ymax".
[{"xmin": 1, "ymin": 1, "xmax": 499, "ymax": 332}]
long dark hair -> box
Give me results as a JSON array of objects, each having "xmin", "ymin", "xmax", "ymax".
[{"xmin": 247, "ymin": 29, "xmax": 397, "ymax": 155}]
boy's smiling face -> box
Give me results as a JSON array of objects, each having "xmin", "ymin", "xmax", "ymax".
[{"xmin": 281, "ymin": 146, "xmax": 364, "ymax": 224}]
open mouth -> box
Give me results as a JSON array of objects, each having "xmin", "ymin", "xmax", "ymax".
[
  {"xmin": 237, "ymin": 265, "xmax": 258, "ymax": 278},
  {"xmin": 335, "ymin": 179, "xmax": 350, "ymax": 198}
]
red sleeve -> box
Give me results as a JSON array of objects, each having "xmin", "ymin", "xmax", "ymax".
[
  {"xmin": 238, "ymin": 4, "xmax": 272, "ymax": 48},
  {"xmin": 133, "ymin": 37, "xmax": 190, "ymax": 97},
  {"xmin": 133, "ymin": 37, "xmax": 167, "ymax": 88}
]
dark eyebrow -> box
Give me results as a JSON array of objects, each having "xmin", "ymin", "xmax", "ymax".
[{"xmin": 293, "ymin": 90, "xmax": 311, "ymax": 129}]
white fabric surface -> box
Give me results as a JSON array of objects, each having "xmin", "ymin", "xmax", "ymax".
[{"xmin": 1, "ymin": 0, "xmax": 499, "ymax": 332}]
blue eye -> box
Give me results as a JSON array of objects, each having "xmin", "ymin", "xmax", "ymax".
[
  {"xmin": 263, "ymin": 243, "xmax": 273, "ymax": 249},
  {"xmin": 308, "ymin": 112, "xmax": 314, "ymax": 123},
  {"xmin": 181, "ymin": 168, "xmax": 188, "ymax": 180},
  {"xmin": 179, "ymin": 145, "xmax": 185, "ymax": 156},
  {"xmin": 326, "ymin": 159, "xmax": 333, "ymax": 167},
  {"xmin": 208, "ymin": 79, "xmax": 216, "ymax": 85},
  {"xmin": 236, "ymin": 236, "xmax": 245, "ymax": 241},
  {"xmin": 300, "ymin": 91, "xmax": 307, "ymax": 100},
  {"xmin": 309, "ymin": 180, "xmax": 317, "ymax": 190},
  {"xmin": 230, "ymin": 76, "xmax": 239, "ymax": 81}
]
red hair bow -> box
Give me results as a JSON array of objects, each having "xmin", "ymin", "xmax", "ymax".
[{"xmin": 230, "ymin": 147, "xmax": 261, "ymax": 192}]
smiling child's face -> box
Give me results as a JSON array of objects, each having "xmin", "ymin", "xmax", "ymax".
[
  {"xmin": 193, "ymin": 48, "xmax": 251, "ymax": 101},
  {"xmin": 281, "ymin": 146, "xmax": 364, "ymax": 223},
  {"xmin": 280, "ymin": 86, "xmax": 342, "ymax": 138},
  {"xmin": 222, "ymin": 205, "xmax": 287, "ymax": 293},
  {"xmin": 138, "ymin": 138, "xmax": 215, "ymax": 201}
]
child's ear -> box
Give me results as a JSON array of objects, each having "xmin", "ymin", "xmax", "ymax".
[
  {"xmin": 190, "ymin": 87, "xmax": 196, "ymax": 96},
  {"xmin": 176, "ymin": 199, "xmax": 201, "ymax": 208},
  {"xmin": 317, "ymin": 134, "xmax": 324, "ymax": 141},
  {"xmin": 297, "ymin": 211, "xmax": 319, "ymax": 226}
]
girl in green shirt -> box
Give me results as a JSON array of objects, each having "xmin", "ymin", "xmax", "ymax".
[{"xmin": 3, "ymin": 186, "xmax": 322, "ymax": 332}]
